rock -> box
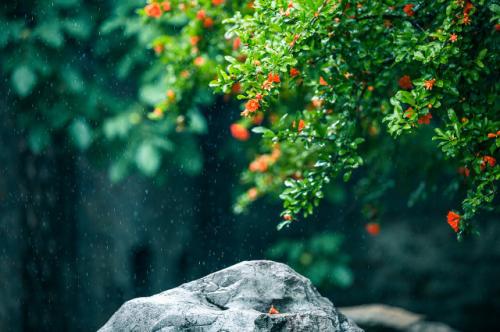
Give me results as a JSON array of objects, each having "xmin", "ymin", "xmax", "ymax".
[
  {"xmin": 339, "ymin": 304, "xmax": 457, "ymax": 332},
  {"xmin": 339, "ymin": 304, "xmax": 422, "ymax": 330},
  {"xmin": 99, "ymin": 260, "xmax": 362, "ymax": 332}
]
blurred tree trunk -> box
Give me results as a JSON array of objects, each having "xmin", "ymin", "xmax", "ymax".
[{"xmin": 19, "ymin": 136, "xmax": 77, "ymax": 331}]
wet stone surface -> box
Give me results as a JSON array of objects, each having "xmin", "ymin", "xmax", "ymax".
[{"xmin": 99, "ymin": 260, "xmax": 362, "ymax": 332}]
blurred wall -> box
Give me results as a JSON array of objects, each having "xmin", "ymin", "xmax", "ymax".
[
  {"xmin": 0, "ymin": 102, "xmax": 23, "ymax": 332},
  {"xmin": 73, "ymin": 161, "xmax": 198, "ymax": 331}
]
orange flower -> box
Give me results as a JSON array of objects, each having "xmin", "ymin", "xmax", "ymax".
[
  {"xmin": 233, "ymin": 37, "xmax": 241, "ymax": 50},
  {"xmin": 196, "ymin": 9, "xmax": 206, "ymax": 20},
  {"xmin": 203, "ymin": 17, "xmax": 214, "ymax": 28},
  {"xmin": 270, "ymin": 145, "xmax": 281, "ymax": 161},
  {"xmin": 166, "ymin": 89, "xmax": 175, "ymax": 101},
  {"xmin": 194, "ymin": 56, "xmax": 205, "ymax": 66},
  {"xmin": 268, "ymin": 305, "xmax": 280, "ymax": 314},
  {"xmin": 245, "ymin": 99, "xmax": 260, "ymax": 113},
  {"xmin": 368, "ymin": 125, "xmax": 379, "ymax": 136},
  {"xmin": 462, "ymin": 15, "xmax": 471, "ymax": 25},
  {"xmin": 423, "ymin": 79, "xmax": 436, "ymax": 90},
  {"xmin": 482, "ymin": 155, "xmax": 497, "ymax": 168},
  {"xmin": 252, "ymin": 112, "xmax": 264, "ymax": 125},
  {"xmin": 268, "ymin": 72, "xmax": 280, "ymax": 83},
  {"xmin": 403, "ymin": 4, "xmax": 415, "ymax": 17},
  {"xmin": 212, "ymin": 0, "xmax": 225, "ymax": 5},
  {"xmin": 261, "ymin": 73, "xmax": 280, "ymax": 90},
  {"xmin": 463, "ymin": 1, "xmax": 473, "ymax": 15},
  {"xmin": 311, "ymin": 97, "xmax": 323, "ymax": 108},
  {"xmin": 283, "ymin": 214, "xmax": 292, "ymax": 221},
  {"xmin": 398, "ymin": 75, "xmax": 414, "ymax": 90},
  {"xmin": 145, "ymin": 3, "xmax": 162, "ymax": 18},
  {"xmin": 319, "ymin": 76, "xmax": 328, "ymax": 86},
  {"xmin": 231, "ymin": 82, "xmax": 241, "ymax": 94},
  {"xmin": 249, "ymin": 155, "xmax": 270, "ymax": 172},
  {"xmin": 190, "ymin": 35, "xmax": 201, "ymax": 46},
  {"xmin": 161, "ymin": 1, "xmax": 171, "ymax": 11},
  {"xmin": 247, "ymin": 187, "xmax": 258, "ymax": 201},
  {"xmin": 290, "ymin": 67, "xmax": 300, "ymax": 77},
  {"xmin": 458, "ymin": 166, "xmax": 470, "ymax": 177},
  {"xmin": 449, "ymin": 33, "xmax": 458, "ymax": 43},
  {"xmin": 152, "ymin": 107, "xmax": 164, "ymax": 118},
  {"xmin": 404, "ymin": 107, "xmax": 415, "ymax": 118},
  {"xmin": 368, "ymin": 85, "xmax": 374, "ymax": 91},
  {"xmin": 230, "ymin": 123, "xmax": 250, "ymax": 141},
  {"xmin": 298, "ymin": 119, "xmax": 305, "ymax": 132},
  {"xmin": 487, "ymin": 133, "xmax": 497, "ymax": 139},
  {"xmin": 262, "ymin": 80, "xmax": 273, "ymax": 90},
  {"xmin": 289, "ymin": 34, "xmax": 300, "ymax": 47},
  {"xmin": 154, "ymin": 44, "xmax": 164, "ymax": 54},
  {"xmin": 447, "ymin": 211, "xmax": 460, "ymax": 232},
  {"xmin": 365, "ymin": 222, "xmax": 380, "ymax": 236},
  {"xmin": 418, "ymin": 113, "xmax": 432, "ymax": 125}
]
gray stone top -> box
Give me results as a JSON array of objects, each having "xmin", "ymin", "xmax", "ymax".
[{"xmin": 99, "ymin": 260, "xmax": 362, "ymax": 332}]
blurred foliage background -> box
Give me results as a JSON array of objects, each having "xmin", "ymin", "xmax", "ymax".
[{"xmin": 0, "ymin": 1, "xmax": 499, "ymax": 332}]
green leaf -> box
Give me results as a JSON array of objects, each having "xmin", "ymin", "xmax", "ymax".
[
  {"xmin": 135, "ymin": 143, "xmax": 161, "ymax": 176},
  {"xmin": 139, "ymin": 84, "xmax": 165, "ymax": 106},
  {"xmin": 68, "ymin": 118, "xmax": 93, "ymax": 150},
  {"xmin": 447, "ymin": 109, "xmax": 458, "ymax": 123},
  {"xmin": 188, "ymin": 108, "xmax": 208, "ymax": 134},
  {"xmin": 109, "ymin": 159, "xmax": 129, "ymax": 183},
  {"xmin": 331, "ymin": 265, "xmax": 353, "ymax": 288},
  {"xmin": 343, "ymin": 171, "xmax": 352, "ymax": 182},
  {"xmin": 252, "ymin": 126, "xmax": 273, "ymax": 136},
  {"xmin": 103, "ymin": 114, "xmax": 134, "ymax": 139},
  {"xmin": 12, "ymin": 66, "xmax": 37, "ymax": 97},
  {"xmin": 396, "ymin": 91, "xmax": 415, "ymax": 106},
  {"xmin": 277, "ymin": 220, "xmax": 292, "ymax": 231},
  {"xmin": 224, "ymin": 56, "xmax": 237, "ymax": 63},
  {"xmin": 28, "ymin": 127, "xmax": 50, "ymax": 154},
  {"xmin": 61, "ymin": 69, "xmax": 84, "ymax": 93},
  {"xmin": 35, "ymin": 22, "xmax": 64, "ymax": 48}
]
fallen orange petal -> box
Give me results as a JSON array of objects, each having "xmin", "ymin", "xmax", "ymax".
[{"xmin": 268, "ymin": 305, "xmax": 280, "ymax": 314}]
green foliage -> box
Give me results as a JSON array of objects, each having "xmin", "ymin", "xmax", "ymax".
[
  {"xmin": 210, "ymin": 0, "xmax": 498, "ymax": 236},
  {"xmin": 267, "ymin": 233, "xmax": 353, "ymax": 288},
  {"xmin": 11, "ymin": 66, "xmax": 37, "ymax": 97},
  {"xmin": 1, "ymin": 1, "xmax": 115, "ymax": 153},
  {"xmin": 140, "ymin": 0, "xmax": 499, "ymax": 237},
  {"xmin": 0, "ymin": 0, "xmax": 207, "ymax": 180},
  {"xmin": 5, "ymin": 0, "xmax": 497, "ymax": 240}
]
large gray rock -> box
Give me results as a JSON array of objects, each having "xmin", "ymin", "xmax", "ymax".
[{"xmin": 99, "ymin": 260, "xmax": 362, "ymax": 331}]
